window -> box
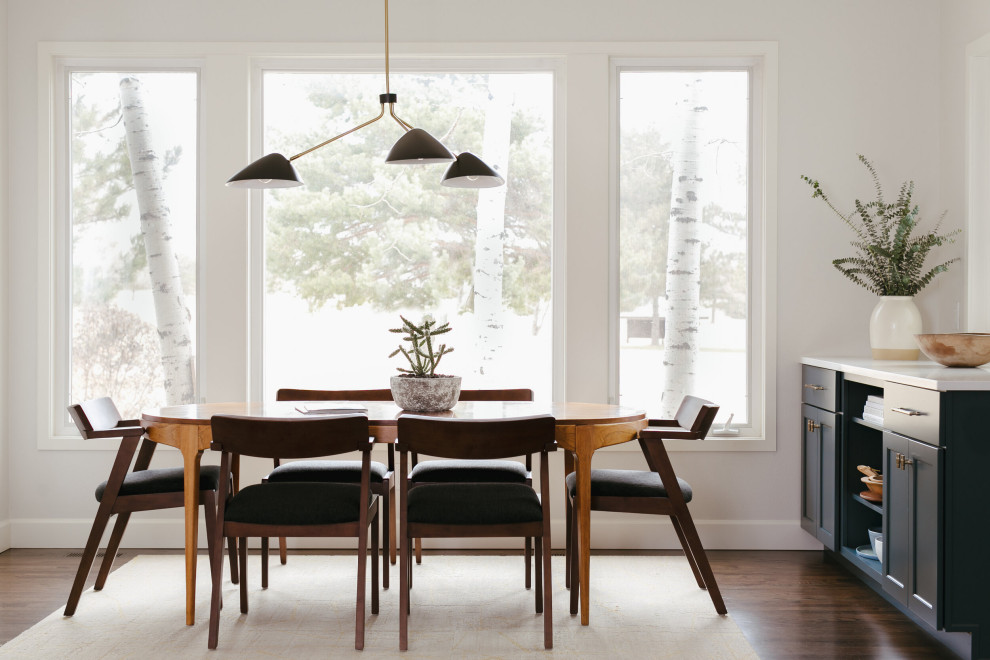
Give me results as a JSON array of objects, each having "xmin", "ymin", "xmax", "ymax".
[
  {"xmin": 260, "ymin": 69, "xmax": 554, "ymax": 399},
  {"xmin": 59, "ymin": 67, "xmax": 199, "ymax": 421},
  {"xmin": 613, "ymin": 62, "xmax": 768, "ymax": 441}
]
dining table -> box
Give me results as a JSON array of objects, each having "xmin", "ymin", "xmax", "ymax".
[{"xmin": 141, "ymin": 399, "xmax": 647, "ymax": 626}]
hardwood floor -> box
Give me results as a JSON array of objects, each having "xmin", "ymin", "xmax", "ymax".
[{"xmin": 0, "ymin": 548, "xmax": 959, "ymax": 658}]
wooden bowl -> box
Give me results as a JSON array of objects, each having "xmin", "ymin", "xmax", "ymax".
[
  {"xmin": 861, "ymin": 476, "xmax": 883, "ymax": 496},
  {"xmin": 915, "ymin": 333, "xmax": 990, "ymax": 368}
]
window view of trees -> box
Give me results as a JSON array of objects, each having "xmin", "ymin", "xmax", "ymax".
[
  {"xmin": 618, "ymin": 70, "xmax": 749, "ymax": 421},
  {"xmin": 69, "ymin": 71, "xmax": 198, "ymax": 419},
  {"xmin": 262, "ymin": 71, "xmax": 553, "ymax": 398}
]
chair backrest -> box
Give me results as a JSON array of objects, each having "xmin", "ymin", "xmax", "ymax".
[
  {"xmin": 459, "ymin": 388, "xmax": 533, "ymax": 402},
  {"xmin": 276, "ymin": 388, "xmax": 393, "ymax": 401},
  {"xmin": 674, "ymin": 396, "xmax": 719, "ymax": 438},
  {"xmin": 397, "ymin": 415, "xmax": 555, "ymax": 460},
  {"xmin": 67, "ymin": 397, "xmax": 124, "ymax": 437},
  {"xmin": 210, "ymin": 414, "xmax": 370, "ymax": 459},
  {"xmin": 276, "ymin": 387, "xmax": 534, "ymax": 403}
]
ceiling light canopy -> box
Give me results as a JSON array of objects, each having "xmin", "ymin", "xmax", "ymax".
[{"xmin": 227, "ymin": 0, "xmax": 503, "ymax": 191}]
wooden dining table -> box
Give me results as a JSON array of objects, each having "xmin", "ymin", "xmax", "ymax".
[{"xmin": 141, "ymin": 399, "xmax": 646, "ymax": 625}]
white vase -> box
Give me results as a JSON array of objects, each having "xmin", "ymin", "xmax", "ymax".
[{"xmin": 869, "ymin": 296, "xmax": 922, "ymax": 360}]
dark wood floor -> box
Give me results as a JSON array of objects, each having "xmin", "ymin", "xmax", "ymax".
[{"xmin": 0, "ymin": 548, "xmax": 960, "ymax": 658}]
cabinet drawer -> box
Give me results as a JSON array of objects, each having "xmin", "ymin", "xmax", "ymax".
[
  {"xmin": 884, "ymin": 383, "xmax": 941, "ymax": 446},
  {"xmin": 802, "ymin": 365, "xmax": 837, "ymax": 411}
]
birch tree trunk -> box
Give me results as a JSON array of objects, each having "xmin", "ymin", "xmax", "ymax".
[
  {"xmin": 473, "ymin": 74, "xmax": 513, "ymax": 378},
  {"xmin": 660, "ymin": 77, "xmax": 706, "ymax": 417},
  {"xmin": 119, "ymin": 76, "xmax": 196, "ymax": 405}
]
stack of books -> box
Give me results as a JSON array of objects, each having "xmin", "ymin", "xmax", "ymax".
[{"xmin": 862, "ymin": 395, "xmax": 884, "ymax": 426}]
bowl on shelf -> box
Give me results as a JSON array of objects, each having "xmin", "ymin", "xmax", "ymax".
[
  {"xmin": 861, "ymin": 475, "xmax": 883, "ymax": 500},
  {"xmin": 914, "ymin": 333, "xmax": 990, "ymax": 368},
  {"xmin": 868, "ymin": 527, "xmax": 883, "ymax": 554}
]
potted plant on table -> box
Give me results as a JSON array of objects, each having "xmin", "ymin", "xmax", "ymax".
[
  {"xmin": 800, "ymin": 155, "xmax": 960, "ymax": 360},
  {"xmin": 388, "ymin": 315, "xmax": 461, "ymax": 411}
]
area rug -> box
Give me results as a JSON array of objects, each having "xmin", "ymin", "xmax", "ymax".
[{"xmin": 0, "ymin": 554, "xmax": 758, "ymax": 659}]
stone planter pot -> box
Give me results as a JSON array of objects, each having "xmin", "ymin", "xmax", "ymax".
[{"xmin": 390, "ymin": 375, "xmax": 462, "ymax": 412}]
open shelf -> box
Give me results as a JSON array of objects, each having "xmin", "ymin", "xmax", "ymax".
[
  {"xmin": 851, "ymin": 416, "xmax": 883, "ymax": 432},
  {"xmin": 840, "ymin": 545, "xmax": 882, "ymax": 581},
  {"xmin": 852, "ymin": 492, "xmax": 883, "ymax": 514}
]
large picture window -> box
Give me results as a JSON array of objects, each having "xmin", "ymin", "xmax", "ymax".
[
  {"xmin": 62, "ymin": 68, "xmax": 199, "ymax": 420},
  {"xmin": 261, "ymin": 70, "xmax": 554, "ymax": 398},
  {"xmin": 615, "ymin": 66, "xmax": 763, "ymax": 435}
]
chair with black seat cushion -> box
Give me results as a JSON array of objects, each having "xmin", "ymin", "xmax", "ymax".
[
  {"xmin": 63, "ymin": 397, "xmax": 222, "ymax": 616},
  {"xmin": 397, "ymin": 414, "xmax": 555, "ymax": 651},
  {"xmin": 207, "ymin": 413, "xmax": 379, "ymax": 650},
  {"xmin": 564, "ymin": 395, "xmax": 726, "ymax": 616},
  {"xmin": 407, "ymin": 388, "xmax": 536, "ymax": 585},
  {"xmin": 268, "ymin": 388, "xmax": 394, "ymax": 587}
]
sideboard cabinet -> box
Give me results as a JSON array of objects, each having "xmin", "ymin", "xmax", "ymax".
[{"xmin": 801, "ymin": 358, "xmax": 990, "ymax": 660}]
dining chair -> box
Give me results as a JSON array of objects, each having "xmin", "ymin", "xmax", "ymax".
[
  {"xmin": 269, "ymin": 388, "xmax": 394, "ymax": 587},
  {"xmin": 406, "ymin": 388, "xmax": 536, "ymax": 585},
  {"xmin": 63, "ymin": 396, "xmax": 224, "ymax": 616},
  {"xmin": 207, "ymin": 413, "xmax": 379, "ymax": 650},
  {"xmin": 397, "ymin": 414, "xmax": 556, "ymax": 651},
  {"xmin": 564, "ymin": 395, "xmax": 727, "ymax": 616}
]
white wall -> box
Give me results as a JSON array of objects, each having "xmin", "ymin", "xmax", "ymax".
[
  {"xmin": 0, "ymin": 0, "xmax": 10, "ymax": 552},
  {"xmin": 4, "ymin": 0, "xmax": 981, "ymax": 550}
]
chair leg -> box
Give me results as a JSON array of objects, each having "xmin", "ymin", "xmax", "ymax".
[
  {"xmin": 569, "ymin": 505, "xmax": 579, "ymax": 616},
  {"xmin": 542, "ymin": 531, "xmax": 553, "ymax": 649},
  {"xmin": 564, "ymin": 495, "xmax": 572, "ymax": 589},
  {"xmin": 389, "ymin": 485, "xmax": 397, "ymax": 565},
  {"xmin": 261, "ymin": 537, "xmax": 269, "ymax": 589},
  {"xmin": 525, "ymin": 537, "xmax": 532, "ymax": 589},
  {"xmin": 202, "ymin": 492, "xmax": 218, "ymax": 586},
  {"xmin": 94, "ymin": 511, "xmax": 130, "ymax": 590},
  {"xmin": 371, "ymin": 509, "xmax": 380, "ymax": 616},
  {"xmin": 415, "ymin": 537, "xmax": 422, "ymax": 564},
  {"xmin": 278, "ymin": 536, "xmax": 287, "ymax": 565},
  {"xmin": 208, "ymin": 524, "xmax": 225, "ymax": 649},
  {"xmin": 380, "ymin": 490, "xmax": 389, "ymax": 590},
  {"xmin": 534, "ymin": 536, "xmax": 543, "ymax": 613},
  {"xmin": 399, "ymin": 531, "xmax": 410, "ymax": 651},
  {"xmin": 239, "ymin": 537, "xmax": 249, "ymax": 614},
  {"xmin": 670, "ymin": 515, "xmax": 706, "ymax": 589},
  {"xmin": 675, "ymin": 509, "xmax": 727, "ymax": 614},
  {"xmin": 356, "ymin": 519, "xmax": 368, "ymax": 650},
  {"xmin": 227, "ymin": 536, "xmax": 239, "ymax": 584},
  {"xmin": 64, "ymin": 508, "xmax": 114, "ymax": 616}
]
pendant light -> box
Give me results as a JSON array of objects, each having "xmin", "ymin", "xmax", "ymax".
[{"xmin": 227, "ymin": 0, "xmax": 503, "ymax": 190}]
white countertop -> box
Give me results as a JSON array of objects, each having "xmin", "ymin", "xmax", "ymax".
[{"xmin": 801, "ymin": 356, "xmax": 990, "ymax": 391}]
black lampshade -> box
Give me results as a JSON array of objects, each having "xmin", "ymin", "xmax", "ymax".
[
  {"xmin": 226, "ymin": 153, "xmax": 304, "ymax": 188},
  {"xmin": 385, "ymin": 128, "xmax": 456, "ymax": 164},
  {"xmin": 440, "ymin": 152, "xmax": 505, "ymax": 188}
]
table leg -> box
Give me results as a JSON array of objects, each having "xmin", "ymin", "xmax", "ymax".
[
  {"xmin": 574, "ymin": 425, "xmax": 594, "ymax": 626},
  {"xmin": 182, "ymin": 447, "xmax": 203, "ymax": 625}
]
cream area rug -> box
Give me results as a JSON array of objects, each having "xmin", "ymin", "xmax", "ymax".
[{"xmin": 0, "ymin": 554, "xmax": 758, "ymax": 659}]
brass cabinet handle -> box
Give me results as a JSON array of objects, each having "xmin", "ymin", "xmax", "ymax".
[
  {"xmin": 803, "ymin": 384, "xmax": 825, "ymax": 391},
  {"xmin": 806, "ymin": 419, "xmax": 820, "ymax": 432},
  {"xmin": 891, "ymin": 407, "xmax": 925, "ymax": 417},
  {"xmin": 895, "ymin": 453, "xmax": 916, "ymax": 470}
]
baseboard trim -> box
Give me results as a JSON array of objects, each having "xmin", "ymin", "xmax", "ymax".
[
  {"xmin": 0, "ymin": 519, "xmax": 10, "ymax": 552},
  {"xmin": 9, "ymin": 516, "xmax": 822, "ymax": 551}
]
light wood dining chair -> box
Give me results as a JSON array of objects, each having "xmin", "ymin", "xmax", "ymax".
[
  {"xmin": 564, "ymin": 395, "xmax": 727, "ymax": 617},
  {"xmin": 207, "ymin": 413, "xmax": 379, "ymax": 650},
  {"xmin": 64, "ymin": 397, "xmax": 224, "ymax": 616},
  {"xmin": 397, "ymin": 414, "xmax": 556, "ymax": 650}
]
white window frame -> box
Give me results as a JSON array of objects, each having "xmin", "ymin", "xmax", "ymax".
[
  {"xmin": 608, "ymin": 47, "xmax": 778, "ymax": 452},
  {"xmin": 247, "ymin": 55, "xmax": 565, "ymax": 403},
  {"xmin": 39, "ymin": 50, "xmax": 206, "ymax": 449}
]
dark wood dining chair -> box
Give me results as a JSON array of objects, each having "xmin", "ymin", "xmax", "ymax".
[
  {"xmin": 564, "ymin": 395, "xmax": 727, "ymax": 616},
  {"xmin": 269, "ymin": 388, "xmax": 395, "ymax": 587},
  {"xmin": 207, "ymin": 413, "xmax": 379, "ymax": 650},
  {"xmin": 397, "ymin": 414, "xmax": 556, "ymax": 651},
  {"xmin": 63, "ymin": 397, "xmax": 223, "ymax": 616},
  {"xmin": 407, "ymin": 388, "xmax": 536, "ymax": 584}
]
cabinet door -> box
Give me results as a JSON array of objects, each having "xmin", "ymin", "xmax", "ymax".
[
  {"xmin": 801, "ymin": 405, "xmax": 837, "ymax": 550},
  {"xmin": 908, "ymin": 439, "xmax": 941, "ymax": 630},
  {"xmin": 882, "ymin": 431, "xmax": 910, "ymax": 606}
]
